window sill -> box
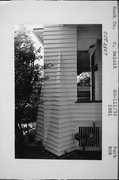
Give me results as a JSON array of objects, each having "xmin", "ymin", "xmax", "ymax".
[{"xmin": 75, "ymin": 100, "xmax": 102, "ymax": 103}]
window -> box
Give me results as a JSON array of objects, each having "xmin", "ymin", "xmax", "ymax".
[
  {"xmin": 77, "ymin": 47, "xmax": 102, "ymax": 102},
  {"xmin": 91, "ymin": 53, "xmax": 95, "ymax": 101},
  {"xmin": 76, "ymin": 25, "xmax": 102, "ymax": 102},
  {"xmin": 77, "ymin": 51, "xmax": 91, "ymax": 101}
]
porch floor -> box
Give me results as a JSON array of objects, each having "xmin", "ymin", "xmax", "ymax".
[{"xmin": 15, "ymin": 141, "xmax": 101, "ymax": 160}]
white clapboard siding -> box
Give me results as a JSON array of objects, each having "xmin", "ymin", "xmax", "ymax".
[
  {"xmin": 45, "ymin": 48, "xmax": 76, "ymax": 54},
  {"xmin": 45, "ymin": 55, "xmax": 76, "ymax": 60},
  {"xmin": 45, "ymin": 51, "xmax": 76, "ymax": 57},
  {"xmin": 45, "ymin": 39, "xmax": 76, "ymax": 44},
  {"xmin": 41, "ymin": 25, "xmax": 77, "ymax": 156},
  {"xmin": 36, "ymin": 25, "xmax": 102, "ymax": 156},
  {"xmin": 57, "ymin": 27, "xmax": 102, "ymax": 154},
  {"xmin": 45, "ymin": 61, "xmax": 77, "ymax": 67}
]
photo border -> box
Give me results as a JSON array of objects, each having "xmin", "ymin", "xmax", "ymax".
[{"xmin": 0, "ymin": 1, "xmax": 118, "ymax": 179}]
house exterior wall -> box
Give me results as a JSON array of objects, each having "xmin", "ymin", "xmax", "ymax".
[
  {"xmin": 94, "ymin": 40, "xmax": 102, "ymax": 100},
  {"xmin": 42, "ymin": 25, "xmax": 77, "ymax": 155},
  {"xmin": 77, "ymin": 26, "xmax": 102, "ymax": 51},
  {"xmin": 35, "ymin": 25, "xmax": 102, "ymax": 156}
]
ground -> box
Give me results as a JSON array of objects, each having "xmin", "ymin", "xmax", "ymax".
[{"xmin": 15, "ymin": 139, "xmax": 101, "ymax": 160}]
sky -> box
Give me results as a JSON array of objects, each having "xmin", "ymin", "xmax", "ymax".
[
  {"xmin": 15, "ymin": 24, "xmax": 43, "ymax": 49},
  {"xmin": 15, "ymin": 24, "xmax": 44, "ymax": 65}
]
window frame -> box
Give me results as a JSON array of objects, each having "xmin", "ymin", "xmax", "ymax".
[
  {"xmin": 77, "ymin": 50, "xmax": 91, "ymax": 102},
  {"xmin": 76, "ymin": 51, "xmax": 102, "ymax": 103},
  {"xmin": 91, "ymin": 53, "xmax": 95, "ymax": 101}
]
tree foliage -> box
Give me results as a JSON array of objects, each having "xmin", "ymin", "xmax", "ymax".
[
  {"xmin": 15, "ymin": 26, "xmax": 54, "ymax": 154},
  {"xmin": 77, "ymin": 72, "xmax": 90, "ymax": 86},
  {"xmin": 15, "ymin": 26, "xmax": 43, "ymax": 145}
]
